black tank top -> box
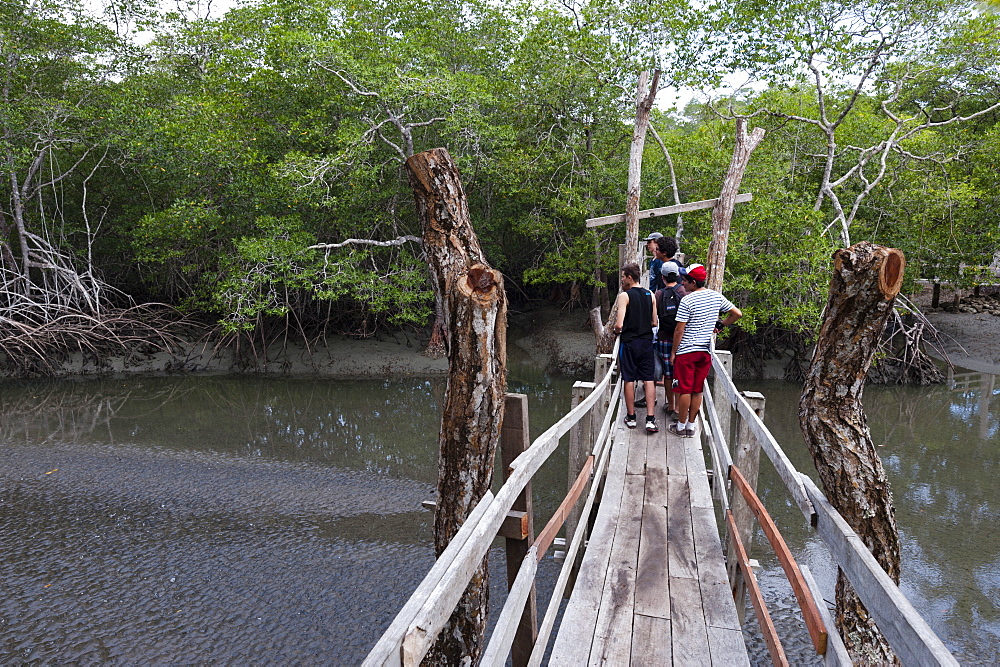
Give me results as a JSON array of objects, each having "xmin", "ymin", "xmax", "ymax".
[{"xmin": 621, "ymin": 287, "xmax": 653, "ymax": 342}]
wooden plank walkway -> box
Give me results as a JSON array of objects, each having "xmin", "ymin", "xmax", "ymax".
[{"xmin": 549, "ymin": 397, "xmax": 749, "ymax": 665}]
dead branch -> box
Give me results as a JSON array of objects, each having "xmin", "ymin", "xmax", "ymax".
[{"xmin": 307, "ymin": 235, "xmax": 422, "ymax": 250}]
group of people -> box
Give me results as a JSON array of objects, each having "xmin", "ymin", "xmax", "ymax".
[{"xmin": 612, "ymin": 232, "xmax": 743, "ymax": 436}]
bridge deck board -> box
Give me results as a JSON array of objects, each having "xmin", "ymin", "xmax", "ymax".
[{"xmin": 551, "ymin": 390, "xmax": 749, "ymax": 665}]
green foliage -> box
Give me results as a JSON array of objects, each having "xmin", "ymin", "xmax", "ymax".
[{"xmin": 4, "ymin": 0, "xmax": 999, "ymax": 344}]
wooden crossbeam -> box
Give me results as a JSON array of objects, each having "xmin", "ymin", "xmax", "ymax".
[{"xmin": 585, "ymin": 193, "xmax": 753, "ymax": 228}]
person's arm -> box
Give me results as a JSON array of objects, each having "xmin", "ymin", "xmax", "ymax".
[
  {"xmin": 650, "ymin": 293, "xmax": 658, "ymax": 329},
  {"xmin": 671, "ymin": 321, "xmax": 685, "ymax": 361},
  {"xmin": 613, "ymin": 292, "xmax": 629, "ymax": 334},
  {"xmin": 720, "ymin": 305, "xmax": 743, "ymax": 328}
]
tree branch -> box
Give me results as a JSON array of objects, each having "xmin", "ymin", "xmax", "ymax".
[{"xmin": 307, "ymin": 235, "xmax": 422, "ymax": 250}]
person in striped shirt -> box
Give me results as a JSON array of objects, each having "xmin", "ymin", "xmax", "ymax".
[{"xmin": 668, "ymin": 264, "xmax": 743, "ymax": 437}]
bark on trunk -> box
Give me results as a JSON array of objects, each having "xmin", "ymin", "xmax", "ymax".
[
  {"xmin": 705, "ymin": 118, "xmax": 765, "ymax": 292},
  {"xmin": 404, "ymin": 148, "xmax": 507, "ymax": 666},
  {"xmin": 798, "ymin": 241, "xmax": 905, "ymax": 664},
  {"xmin": 624, "ymin": 69, "xmax": 659, "ymax": 264},
  {"xmin": 591, "ymin": 69, "xmax": 659, "ymax": 355}
]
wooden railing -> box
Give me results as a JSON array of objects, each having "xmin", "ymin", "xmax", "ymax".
[
  {"xmin": 364, "ymin": 343, "xmax": 622, "ymax": 667},
  {"xmin": 703, "ymin": 350, "xmax": 958, "ymax": 666},
  {"xmin": 366, "ymin": 343, "xmax": 957, "ymax": 666}
]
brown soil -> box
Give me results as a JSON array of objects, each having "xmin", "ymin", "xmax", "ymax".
[{"xmin": 907, "ymin": 285, "xmax": 1000, "ymax": 374}]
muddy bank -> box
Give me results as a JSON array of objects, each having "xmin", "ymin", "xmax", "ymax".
[
  {"xmin": 4, "ymin": 305, "xmax": 598, "ymax": 379},
  {"xmin": 5, "ymin": 288, "xmax": 995, "ymax": 379},
  {"xmin": 909, "ymin": 285, "xmax": 1000, "ymax": 374}
]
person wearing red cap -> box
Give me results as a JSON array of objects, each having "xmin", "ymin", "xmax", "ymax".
[{"xmin": 668, "ymin": 263, "xmax": 742, "ymax": 437}]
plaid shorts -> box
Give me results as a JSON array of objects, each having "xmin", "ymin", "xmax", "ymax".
[{"xmin": 654, "ymin": 339, "xmax": 673, "ymax": 379}]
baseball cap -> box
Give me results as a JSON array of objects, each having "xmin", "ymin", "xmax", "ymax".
[
  {"xmin": 660, "ymin": 261, "xmax": 681, "ymax": 278},
  {"xmin": 686, "ymin": 263, "xmax": 707, "ymax": 282},
  {"xmin": 643, "ymin": 232, "xmax": 663, "ymax": 241}
]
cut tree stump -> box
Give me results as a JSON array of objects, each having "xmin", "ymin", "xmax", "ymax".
[
  {"xmin": 798, "ymin": 241, "xmax": 905, "ymax": 664},
  {"xmin": 405, "ymin": 147, "xmax": 507, "ymax": 666}
]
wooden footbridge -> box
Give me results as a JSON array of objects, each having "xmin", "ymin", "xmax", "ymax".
[{"xmin": 365, "ymin": 347, "xmax": 958, "ymax": 666}]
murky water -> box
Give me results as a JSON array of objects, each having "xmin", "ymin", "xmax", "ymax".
[
  {"xmin": 739, "ymin": 370, "xmax": 999, "ymax": 665},
  {"xmin": 1, "ymin": 357, "xmax": 995, "ymax": 663},
  {"xmin": 0, "ymin": 350, "xmax": 573, "ymax": 663}
]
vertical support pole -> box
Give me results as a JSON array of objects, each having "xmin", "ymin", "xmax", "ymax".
[
  {"xmin": 726, "ymin": 390, "xmax": 766, "ymax": 625},
  {"xmin": 567, "ymin": 382, "xmax": 596, "ymax": 543},
  {"xmin": 712, "ymin": 349, "xmax": 733, "ymax": 446},
  {"xmin": 619, "ymin": 243, "xmax": 629, "ymax": 273},
  {"xmin": 501, "ymin": 393, "xmax": 537, "ymax": 667},
  {"xmin": 593, "ymin": 355, "xmax": 614, "ymax": 451}
]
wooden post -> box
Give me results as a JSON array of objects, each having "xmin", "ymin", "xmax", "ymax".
[
  {"xmin": 625, "ymin": 69, "xmax": 660, "ymax": 261},
  {"xmin": 566, "ymin": 381, "xmax": 596, "ymax": 554},
  {"xmin": 405, "ymin": 148, "xmax": 507, "ymax": 665},
  {"xmin": 594, "ymin": 354, "xmax": 614, "ymax": 445},
  {"xmin": 726, "ymin": 391, "xmax": 766, "ymax": 624},
  {"xmin": 501, "ymin": 393, "xmax": 537, "ymax": 667},
  {"xmin": 712, "ymin": 350, "xmax": 733, "ymax": 446},
  {"xmin": 706, "ymin": 118, "xmax": 765, "ymax": 292},
  {"xmin": 799, "ymin": 241, "xmax": 905, "ymax": 664}
]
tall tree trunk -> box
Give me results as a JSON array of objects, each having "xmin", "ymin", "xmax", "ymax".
[
  {"xmin": 624, "ymin": 69, "xmax": 660, "ymax": 264},
  {"xmin": 705, "ymin": 118, "xmax": 765, "ymax": 292},
  {"xmin": 593, "ymin": 69, "xmax": 659, "ymax": 355},
  {"xmin": 404, "ymin": 148, "xmax": 507, "ymax": 666},
  {"xmin": 798, "ymin": 242, "xmax": 905, "ymax": 664}
]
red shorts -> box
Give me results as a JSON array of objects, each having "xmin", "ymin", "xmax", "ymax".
[{"xmin": 673, "ymin": 352, "xmax": 712, "ymax": 394}]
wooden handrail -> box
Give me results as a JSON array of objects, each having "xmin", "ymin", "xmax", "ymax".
[
  {"xmin": 372, "ymin": 346, "xmax": 957, "ymax": 666},
  {"xmin": 710, "ymin": 354, "xmax": 815, "ymax": 523},
  {"xmin": 480, "ymin": 546, "xmax": 540, "ymax": 667},
  {"xmin": 367, "ymin": 342, "xmax": 621, "ymax": 665},
  {"xmin": 528, "ymin": 401, "xmax": 620, "ymax": 666},
  {"xmin": 729, "ymin": 465, "xmax": 828, "ymax": 655},
  {"xmin": 699, "ymin": 385, "xmax": 733, "ymax": 511},
  {"xmin": 726, "ymin": 510, "xmax": 789, "ymax": 667},
  {"xmin": 800, "ymin": 475, "xmax": 959, "ymax": 666},
  {"xmin": 709, "ymin": 351, "xmax": 957, "ymax": 665},
  {"xmin": 535, "ymin": 454, "xmax": 594, "ymax": 560}
]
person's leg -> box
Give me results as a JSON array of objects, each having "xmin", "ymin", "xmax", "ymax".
[
  {"xmin": 688, "ymin": 392, "xmax": 704, "ymax": 422},
  {"xmin": 619, "ymin": 342, "xmax": 638, "ymax": 425},
  {"xmin": 624, "ymin": 379, "xmax": 636, "ymax": 417},
  {"xmin": 643, "ymin": 380, "xmax": 656, "ymax": 413},
  {"xmin": 676, "ymin": 392, "xmax": 692, "ymax": 423},
  {"xmin": 660, "ymin": 340, "xmax": 675, "ymax": 414},
  {"xmin": 684, "ymin": 353, "xmax": 712, "ymax": 435}
]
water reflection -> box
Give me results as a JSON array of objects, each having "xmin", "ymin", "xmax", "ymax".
[
  {"xmin": 740, "ymin": 370, "xmax": 999, "ymax": 665},
  {"xmin": 946, "ymin": 369, "xmax": 998, "ymax": 439}
]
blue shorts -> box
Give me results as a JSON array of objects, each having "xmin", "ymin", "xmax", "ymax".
[
  {"xmin": 619, "ymin": 337, "xmax": 656, "ymax": 383},
  {"xmin": 654, "ymin": 339, "xmax": 673, "ymax": 379}
]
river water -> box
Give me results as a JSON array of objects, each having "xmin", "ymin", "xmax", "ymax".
[{"xmin": 0, "ymin": 357, "xmax": 996, "ymax": 663}]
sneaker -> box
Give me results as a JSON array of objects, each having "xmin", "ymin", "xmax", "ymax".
[
  {"xmin": 668, "ymin": 422, "xmax": 684, "ymax": 436},
  {"xmin": 683, "ymin": 427, "xmax": 696, "ymax": 438},
  {"xmin": 645, "ymin": 419, "xmax": 658, "ymax": 433},
  {"xmin": 624, "ymin": 414, "xmax": 638, "ymax": 429}
]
